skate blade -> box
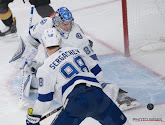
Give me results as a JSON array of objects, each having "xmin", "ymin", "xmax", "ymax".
[{"xmin": 0, "ymin": 33, "xmax": 18, "ymax": 40}]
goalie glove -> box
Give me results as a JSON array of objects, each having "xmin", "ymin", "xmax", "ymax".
[
  {"xmin": 24, "ymin": 60, "xmax": 41, "ymax": 74},
  {"xmin": 9, "ymin": 36, "xmax": 38, "ymax": 69},
  {"xmin": 26, "ymin": 108, "xmax": 41, "ymax": 125}
]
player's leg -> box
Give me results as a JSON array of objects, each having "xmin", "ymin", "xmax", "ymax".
[
  {"xmin": 29, "ymin": 0, "xmax": 55, "ymax": 18},
  {"xmin": 93, "ymin": 90, "xmax": 127, "ymax": 125},
  {"xmin": 51, "ymin": 84, "xmax": 105, "ymax": 125},
  {"xmin": 51, "ymin": 109, "xmax": 85, "ymax": 125},
  {"xmin": 0, "ymin": 0, "xmax": 17, "ymax": 37},
  {"xmin": 65, "ymin": 84, "xmax": 127, "ymax": 125}
]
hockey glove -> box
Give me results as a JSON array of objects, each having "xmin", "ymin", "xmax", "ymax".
[
  {"xmin": 26, "ymin": 108, "xmax": 41, "ymax": 125},
  {"xmin": 24, "ymin": 60, "xmax": 41, "ymax": 74},
  {"xmin": 9, "ymin": 37, "xmax": 38, "ymax": 69}
]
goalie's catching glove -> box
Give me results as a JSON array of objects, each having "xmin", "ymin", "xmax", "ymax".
[
  {"xmin": 26, "ymin": 108, "xmax": 41, "ymax": 125},
  {"xmin": 9, "ymin": 36, "xmax": 38, "ymax": 69}
]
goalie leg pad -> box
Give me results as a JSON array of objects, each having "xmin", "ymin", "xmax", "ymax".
[
  {"xmin": 23, "ymin": 73, "xmax": 32, "ymax": 97},
  {"xmin": 23, "ymin": 73, "xmax": 39, "ymax": 97},
  {"xmin": 23, "ymin": 60, "xmax": 40, "ymax": 97}
]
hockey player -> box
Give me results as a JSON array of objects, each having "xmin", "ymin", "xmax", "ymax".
[
  {"xmin": 0, "ymin": 0, "xmax": 55, "ymax": 38},
  {"xmin": 10, "ymin": 7, "xmax": 139, "ymax": 111},
  {"xmin": 0, "ymin": 0, "xmax": 17, "ymax": 37},
  {"xmin": 28, "ymin": 0, "xmax": 55, "ymax": 18},
  {"xmin": 26, "ymin": 28, "xmax": 130, "ymax": 125}
]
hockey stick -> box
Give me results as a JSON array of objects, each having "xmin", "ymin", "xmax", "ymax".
[
  {"xmin": 40, "ymin": 106, "xmax": 63, "ymax": 121},
  {"xmin": 18, "ymin": 64, "xmax": 26, "ymax": 108},
  {"xmin": 19, "ymin": 7, "xmax": 34, "ymax": 108},
  {"xmin": 29, "ymin": 6, "xmax": 34, "ymax": 28}
]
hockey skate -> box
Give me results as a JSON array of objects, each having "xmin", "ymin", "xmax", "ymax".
[
  {"xmin": 117, "ymin": 92, "xmax": 140, "ymax": 111},
  {"xmin": 0, "ymin": 17, "xmax": 17, "ymax": 39}
]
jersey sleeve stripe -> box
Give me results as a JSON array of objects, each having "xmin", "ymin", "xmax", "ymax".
[
  {"xmin": 38, "ymin": 92, "xmax": 54, "ymax": 102},
  {"xmin": 62, "ymin": 76, "xmax": 99, "ymax": 95},
  {"xmin": 90, "ymin": 64, "xmax": 102, "ymax": 76},
  {"xmin": 90, "ymin": 54, "xmax": 98, "ymax": 60}
]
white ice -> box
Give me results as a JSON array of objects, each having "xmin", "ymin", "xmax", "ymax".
[{"xmin": 0, "ymin": 0, "xmax": 165, "ymax": 125}]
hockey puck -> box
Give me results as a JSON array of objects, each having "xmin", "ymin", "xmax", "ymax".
[{"xmin": 147, "ymin": 103, "xmax": 154, "ymax": 110}]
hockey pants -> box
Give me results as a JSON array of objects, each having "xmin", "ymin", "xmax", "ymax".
[{"xmin": 51, "ymin": 83, "xmax": 127, "ymax": 125}]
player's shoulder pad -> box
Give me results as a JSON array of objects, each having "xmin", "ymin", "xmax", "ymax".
[
  {"xmin": 30, "ymin": 17, "xmax": 54, "ymax": 37},
  {"xmin": 73, "ymin": 23, "xmax": 84, "ymax": 34},
  {"xmin": 31, "ymin": 17, "xmax": 53, "ymax": 31}
]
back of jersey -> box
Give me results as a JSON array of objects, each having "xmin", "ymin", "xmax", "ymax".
[{"xmin": 37, "ymin": 46, "xmax": 102, "ymax": 105}]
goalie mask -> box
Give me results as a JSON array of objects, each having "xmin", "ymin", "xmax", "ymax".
[{"xmin": 52, "ymin": 7, "xmax": 74, "ymax": 39}]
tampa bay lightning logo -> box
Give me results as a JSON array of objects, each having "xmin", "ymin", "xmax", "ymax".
[
  {"xmin": 39, "ymin": 78, "xmax": 43, "ymax": 87},
  {"xmin": 48, "ymin": 33, "xmax": 53, "ymax": 37},
  {"xmin": 40, "ymin": 19, "xmax": 47, "ymax": 25},
  {"xmin": 76, "ymin": 33, "xmax": 83, "ymax": 39}
]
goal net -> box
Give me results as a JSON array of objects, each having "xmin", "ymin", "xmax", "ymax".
[{"xmin": 122, "ymin": 0, "xmax": 165, "ymax": 56}]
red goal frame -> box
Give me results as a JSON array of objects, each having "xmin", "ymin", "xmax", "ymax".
[{"xmin": 122, "ymin": 0, "xmax": 130, "ymax": 57}]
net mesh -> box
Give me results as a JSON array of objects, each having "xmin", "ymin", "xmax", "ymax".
[{"xmin": 126, "ymin": 0, "xmax": 165, "ymax": 53}]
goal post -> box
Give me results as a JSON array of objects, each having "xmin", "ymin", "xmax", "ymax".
[
  {"xmin": 122, "ymin": 0, "xmax": 130, "ymax": 57},
  {"xmin": 121, "ymin": 0, "xmax": 165, "ymax": 56}
]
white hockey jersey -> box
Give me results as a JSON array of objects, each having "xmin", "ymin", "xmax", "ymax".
[
  {"xmin": 10, "ymin": 17, "xmax": 98, "ymax": 69},
  {"xmin": 29, "ymin": 17, "xmax": 97, "ymax": 60},
  {"xmin": 33, "ymin": 47, "xmax": 102, "ymax": 115}
]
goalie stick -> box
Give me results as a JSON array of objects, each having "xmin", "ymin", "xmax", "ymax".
[
  {"xmin": 40, "ymin": 106, "xmax": 63, "ymax": 121},
  {"xmin": 19, "ymin": 6, "xmax": 34, "ymax": 108}
]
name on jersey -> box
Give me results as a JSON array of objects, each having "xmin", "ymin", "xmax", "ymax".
[{"xmin": 49, "ymin": 49, "xmax": 80, "ymax": 70}]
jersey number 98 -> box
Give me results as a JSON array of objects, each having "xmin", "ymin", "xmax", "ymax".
[{"xmin": 61, "ymin": 56, "xmax": 89, "ymax": 78}]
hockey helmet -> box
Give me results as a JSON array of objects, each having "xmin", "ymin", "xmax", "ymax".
[
  {"xmin": 42, "ymin": 28, "xmax": 61, "ymax": 48},
  {"xmin": 52, "ymin": 7, "xmax": 74, "ymax": 39}
]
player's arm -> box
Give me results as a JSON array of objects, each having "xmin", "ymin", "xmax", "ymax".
[
  {"xmin": 82, "ymin": 42, "xmax": 99, "ymax": 61},
  {"xmin": 80, "ymin": 49, "xmax": 103, "ymax": 84},
  {"xmin": 34, "ymin": 68, "xmax": 55, "ymax": 115},
  {"xmin": 76, "ymin": 23, "xmax": 93, "ymax": 47},
  {"xmin": 75, "ymin": 23, "xmax": 98, "ymax": 61},
  {"xmin": 26, "ymin": 68, "xmax": 55, "ymax": 124}
]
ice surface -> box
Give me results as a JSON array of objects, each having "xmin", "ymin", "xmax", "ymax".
[{"xmin": 0, "ymin": 0, "xmax": 165, "ymax": 125}]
